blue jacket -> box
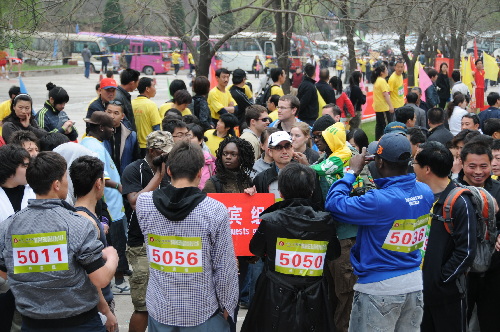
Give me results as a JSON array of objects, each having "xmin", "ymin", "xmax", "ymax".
[
  {"xmin": 103, "ymin": 123, "xmax": 139, "ymax": 174},
  {"xmin": 478, "ymin": 106, "xmax": 500, "ymax": 131},
  {"xmin": 425, "ymin": 83, "xmax": 439, "ymax": 108},
  {"xmin": 36, "ymin": 101, "xmax": 78, "ymax": 141},
  {"xmin": 325, "ymin": 173, "xmax": 434, "ymax": 284}
]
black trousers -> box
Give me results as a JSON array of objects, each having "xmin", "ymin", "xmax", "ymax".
[
  {"xmin": 375, "ymin": 111, "xmax": 394, "ymax": 140},
  {"xmin": 421, "ymin": 298, "xmax": 467, "ymax": 332},
  {"xmin": 467, "ymin": 269, "xmax": 500, "ymax": 332}
]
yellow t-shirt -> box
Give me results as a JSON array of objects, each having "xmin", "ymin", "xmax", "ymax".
[
  {"xmin": 264, "ymin": 59, "xmax": 272, "ymax": 68},
  {"xmin": 268, "ymin": 110, "xmax": 278, "ymax": 122},
  {"xmin": 207, "ymin": 87, "xmax": 237, "ymax": 121},
  {"xmin": 171, "ymin": 52, "xmax": 181, "ymax": 65},
  {"xmin": 336, "ymin": 60, "xmax": 343, "ymax": 70},
  {"xmin": 0, "ymin": 99, "xmax": 12, "ymax": 136},
  {"xmin": 188, "ymin": 53, "xmax": 194, "ymax": 65},
  {"xmin": 373, "ymin": 77, "xmax": 391, "ymax": 113},
  {"xmin": 270, "ymin": 85, "xmax": 284, "ymax": 97},
  {"xmin": 132, "ymin": 96, "xmax": 162, "ymax": 148},
  {"xmin": 358, "ymin": 59, "xmax": 366, "ymax": 72},
  {"xmin": 159, "ymin": 102, "xmax": 192, "ymax": 119},
  {"xmin": 388, "ymin": 72, "xmax": 405, "ymax": 108},
  {"xmin": 204, "ymin": 129, "xmax": 229, "ymax": 156}
]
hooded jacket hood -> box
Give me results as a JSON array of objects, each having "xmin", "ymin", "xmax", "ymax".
[
  {"xmin": 322, "ymin": 122, "xmax": 352, "ymax": 163},
  {"xmin": 152, "ymin": 184, "xmax": 207, "ymax": 221}
]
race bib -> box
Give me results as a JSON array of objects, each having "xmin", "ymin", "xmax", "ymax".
[
  {"xmin": 148, "ymin": 234, "xmax": 203, "ymax": 273},
  {"xmin": 275, "ymin": 237, "xmax": 328, "ymax": 277},
  {"xmin": 398, "ymin": 85, "xmax": 404, "ymax": 97},
  {"xmin": 382, "ymin": 215, "xmax": 428, "ymax": 253},
  {"xmin": 12, "ymin": 231, "xmax": 69, "ymax": 274}
]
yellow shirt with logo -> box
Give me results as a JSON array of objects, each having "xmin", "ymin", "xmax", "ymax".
[
  {"xmin": 0, "ymin": 99, "xmax": 12, "ymax": 136},
  {"xmin": 388, "ymin": 72, "xmax": 405, "ymax": 108},
  {"xmin": 132, "ymin": 96, "xmax": 162, "ymax": 148},
  {"xmin": 171, "ymin": 52, "xmax": 181, "ymax": 65},
  {"xmin": 159, "ymin": 102, "xmax": 192, "ymax": 119},
  {"xmin": 270, "ymin": 85, "xmax": 284, "ymax": 97},
  {"xmin": 207, "ymin": 87, "xmax": 237, "ymax": 121},
  {"xmin": 204, "ymin": 129, "xmax": 230, "ymax": 156},
  {"xmin": 373, "ymin": 77, "xmax": 391, "ymax": 113}
]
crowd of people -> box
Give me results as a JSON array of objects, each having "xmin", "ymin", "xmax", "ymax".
[{"xmin": 0, "ymin": 55, "xmax": 499, "ymax": 332}]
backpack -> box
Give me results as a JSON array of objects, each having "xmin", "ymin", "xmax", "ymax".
[
  {"xmin": 255, "ymin": 84, "xmax": 277, "ymax": 107},
  {"xmin": 432, "ymin": 184, "xmax": 497, "ymax": 273}
]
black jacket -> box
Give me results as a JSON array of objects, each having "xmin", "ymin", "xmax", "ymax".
[
  {"xmin": 86, "ymin": 97, "xmax": 106, "ymax": 118},
  {"xmin": 436, "ymin": 73, "xmax": 451, "ymax": 102},
  {"xmin": 241, "ymin": 198, "xmax": 339, "ymax": 332},
  {"xmin": 115, "ymin": 86, "xmax": 136, "ymax": 131},
  {"xmin": 229, "ymin": 85, "xmax": 253, "ymax": 127},
  {"xmin": 427, "ymin": 124, "xmax": 454, "ymax": 146},
  {"xmin": 253, "ymin": 162, "xmax": 324, "ymax": 209},
  {"xmin": 348, "ymin": 84, "xmax": 366, "ymax": 113},
  {"xmin": 457, "ymin": 172, "xmax": 500, "ymax": 271},
  {"xmin": 189, "ymin": 95, "xmax": 212, "ymax": 131},
  {"xmin": 297, "ymin": 76, "xmax": 319, "ymax": 122},
  {"xmin": 152, "ymin": 184, "xmax": 206, "ymax": 221},
  {"xmin": 423, "ymin": 180, "xmax": 476, "ymax": 305},
  {"xmin": 315, "ymin": 80, "xmax": 336, "ymax": 105}
]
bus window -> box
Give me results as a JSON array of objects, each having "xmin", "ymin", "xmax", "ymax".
[
  {"xmin": 73, "ymin": 41, "xmax": 101, "ymax": 54},
  {"xmin": 264, "ymin": 41, "xmax": 274, "ymax": 56},
  {"xmin": 143, "ymin": 41, "xmax": 161, "ymax": 55}
]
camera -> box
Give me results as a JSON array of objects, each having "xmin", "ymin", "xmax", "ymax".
[{"xmin": 152, "ymin": 154, "xmax": 169, "ymax": 167}]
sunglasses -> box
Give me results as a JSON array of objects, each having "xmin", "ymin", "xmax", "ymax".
[
  {"xmin": 271, "ymin": 142, "xmax": 293, "ymax": 151},
  {"xmin": 108, "ymin": 100, "xmax": 123, "ymax": 106}
]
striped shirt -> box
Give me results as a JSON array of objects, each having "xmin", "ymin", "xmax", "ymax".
[{"xmin": 136, "ymin": 191, "xmax": 239, "ymax": 327}]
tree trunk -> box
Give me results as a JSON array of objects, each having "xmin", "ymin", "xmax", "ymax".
[
  {"xmin": 340, "ymin": 0, "xmax": 356, "ymax": 83},
  {"xmin": 197, "ymin": 0, "xmax": 210, "ymax": 77}
]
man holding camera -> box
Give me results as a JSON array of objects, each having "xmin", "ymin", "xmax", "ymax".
[{"xmin": 121, "ymin": 131, "xmax": 174, "ymax": 332}]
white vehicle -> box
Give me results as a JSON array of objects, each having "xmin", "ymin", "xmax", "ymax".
[
  {"xmin": 13, "ymin": 31, "xmax": 108, "ymax": 72},
  {"xmin": 313, "ymin": 40, "xmax": 340, "ymax": 58}
]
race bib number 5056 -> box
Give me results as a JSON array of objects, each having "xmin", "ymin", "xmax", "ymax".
[
  {"xmin": 275, "ymin": 237, "xmax": 328, "ymax": 277},
  {"xmin": 148, "ymin": 234, "xmax": 203, "ymax": 273},
  {"xmin": 12, "ymin": 231, "xmax": 69, "ymax": 274}
]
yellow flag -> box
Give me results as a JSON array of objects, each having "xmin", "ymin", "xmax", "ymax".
[
  {"xmin": 414, "ymin": 61, "xmax": 420, "ymax": 87},
  {"xmin": 484, "ymin": 52, "xmax": 499, "ymax": 81},
  {"xmin": 462, "ymin": 57, "xmax": 473, "ymax": 93}
]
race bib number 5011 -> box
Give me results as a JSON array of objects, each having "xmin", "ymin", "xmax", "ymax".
[
  {"xmin": 12, "ymin": 231, "xmax": 69, "ymax": 274},
  {"xmin": 275, "ymin": 237, "xmax": 328, "ymax": 277},
  {"xmin": 148, "ymin": 234, "xmax": 203, "ymax": 273}
]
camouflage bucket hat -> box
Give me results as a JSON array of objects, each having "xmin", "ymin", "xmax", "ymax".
[{"xmin": 146, "ymin": 131, "xmax": 174, "ymax": 153}]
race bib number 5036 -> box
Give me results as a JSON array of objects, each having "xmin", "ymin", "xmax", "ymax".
[
  {"xmin": 275, "ymin": 237, "xmax": 328, "ymax": 277},
  {"xmin": 148, "ymin": 234, "xmax": 203, "ymax": 273},
  {"xmin": 12, "ymin": 231, "xmax": 69, "ymax": 274},
  {"xmin": 382, "ymin": 215, "xmax": 428, "ymax": 253}
]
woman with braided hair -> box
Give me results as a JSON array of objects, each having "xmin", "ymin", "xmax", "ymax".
[{"xmin": 202, "ymin": 136, "xmax": 255, "ymax": 194}]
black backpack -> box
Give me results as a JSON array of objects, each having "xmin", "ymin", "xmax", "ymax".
[{"xmin": 255, "ymin": 84, "xmax": 279, "ymax": 107}]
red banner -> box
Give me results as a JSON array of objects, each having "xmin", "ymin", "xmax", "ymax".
[{"xmin": 207, "ymin": 193, "xmax": 275, "ymax": 256}]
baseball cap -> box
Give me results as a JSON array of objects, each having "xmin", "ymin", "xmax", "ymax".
[
  {"xmin": 268, "ymin": 131, "xmax": 292, "ymax": 147},
  {"xmin": 367, "ymin": 141, "xmax": 379, "ymax": 155},
  {"xmin": 384, "ymin": 122, "xmax": 407, "ymax": 135},
  {"xmin": 375, "ymin": 132, "xmax": 412, "ymax": 163},
  {"xmin": 232, "ymin": 69, "xmax": 247, "ymax": 80},
  {"xmin": 146, "ymin": 131, "xmax": 174, "ymax": 153},
  {"xmin": 100, "ymin": 78, "xmax": 118, "ymax": 90},
  {"xmin": 83, "ymin": 111, "xmax": 113, "ymax": 127}
]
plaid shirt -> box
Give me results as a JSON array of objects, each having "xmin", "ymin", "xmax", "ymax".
[{"xmin": 136, "ymin": 191, "xmax": 238, "ymax": 327}]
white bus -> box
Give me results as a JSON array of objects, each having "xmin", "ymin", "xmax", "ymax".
[{"xmin": 12, "ymin": 31, "xmax": 108, "ymax": 72}]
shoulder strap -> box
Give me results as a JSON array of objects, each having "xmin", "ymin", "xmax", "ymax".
[
  {"xmin": 74, "ymin": 206, "xmax": 101, "ymax": 224},
  {"xmin": 440, "ymin": 187, "xmax": 471, "ymax": 235}
]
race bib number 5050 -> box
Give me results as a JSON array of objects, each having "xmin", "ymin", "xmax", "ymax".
[
  {"xmin": 148, "ymin": 234, "xmax": 203, "ymax": 273},
  {"xmin": 275, "ymin": 237, "xmax": 328, "ymax": 277},
  {"xmin": 12, "ymin": 231, "xmax": 69, "ymax": 274},
  {"xmin": 382, "ymin": 215, "xmax": 428, "ymax": 253}
]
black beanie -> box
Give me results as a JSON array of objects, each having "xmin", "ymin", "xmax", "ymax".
[{"xmin": 312, "ymin": 115, "xmax": 335, "ymax": 132}]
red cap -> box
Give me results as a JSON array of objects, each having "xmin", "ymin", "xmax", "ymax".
[{"xmin": 100, "ymin": 78, "xmax": 117, "ymax": 90}]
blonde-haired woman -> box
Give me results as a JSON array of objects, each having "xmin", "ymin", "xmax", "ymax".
[{"xmin": 291, "ymin": 122, "xmax": 319, "ymax": 165}]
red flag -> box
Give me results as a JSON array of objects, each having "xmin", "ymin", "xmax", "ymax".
[{"xmin": 474, "ymin": 38, "xmax": 478, "ymax": 60}]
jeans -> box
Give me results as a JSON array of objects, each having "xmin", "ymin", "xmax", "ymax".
[
  {"xmin": 174, "ymin": 64, "xmax": 180, "ymax": 75},
  {"xmin": 148, "ymin": 313, "xmax": 229, "ymax": 332},
  {"xmin": 84, "ymin": 62, "xmax": 90, "ymax": 78},
  {"xmin": 108, "ymin": 217, "xmax": 129, "ymax": 273},
  {"xmin": 349, "ymin": 290, "xmax": 424, "ymax": 332},
  {"xmin": 239, "ymin": 258, "xmax": 264, "ymax": 306},
  {"xmin": 21, "ymin": 313, "xmax": 105, "ymax": 332}
]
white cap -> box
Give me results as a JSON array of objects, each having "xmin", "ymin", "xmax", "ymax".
[{"xmin": 268, "ymin": 131, "xmax": 292, "ymax": 147}]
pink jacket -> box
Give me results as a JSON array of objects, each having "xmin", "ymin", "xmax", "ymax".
[{"xmin": 199, "ymin": 151, "xmax": 216, "ymax": 190}]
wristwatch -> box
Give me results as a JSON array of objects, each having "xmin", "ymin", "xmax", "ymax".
[{"xmin": 345, "ymin": 167, "xmax": 359, "ymax": 178}]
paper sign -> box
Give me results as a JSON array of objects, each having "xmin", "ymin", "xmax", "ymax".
[{"xmin": 207, "ymin": 193, "xmax": 275, "ymax": 256}]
